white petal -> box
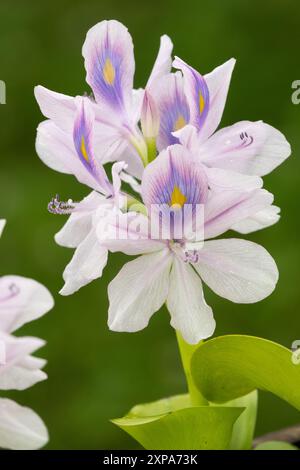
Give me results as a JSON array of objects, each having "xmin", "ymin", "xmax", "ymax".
[
  {"xmin": 195, "ymin": 238, "xmax": 279, "ymax": 303},
  {"xmin": 200, "ymin": 121, "xmax": 291, "ymax": 176},
  {"xmin": 55, "ymin": 192, "xmax": 104, "ymax": 248},
  {"xmin": 0, "ymin": 276, "xmax": 54, "ymax": 333},
  {"xmin": 34, "ymin": 85, "xmax": 76, "ymax": 132},
  {"xmin": 205, "ymin": 167, "xmax": 263, "ymax": 192},
  {"xmin": 0, "ymin": 398, "xmax": 48, "ymax": 449},
  {"xmin": 200, "ymin": 58, "xmax": 236, "ymax": 141},
  {"xmin": 0, "ymin": 220, "xmax": 6, "ymax": 237},
  {"xmin": 98, "ymin": 212, "xmax": 166, "ymax": 255},
  {"xmin": 167, "ymin": 257, "xmax": 215, "ymax": 344},
  {"xmin": 108, "ymin": 249, "xmax": 172, "ymax": 332},
  {"xmin": 204, "ymin": 188, "xmax": 274, "ymax": 239},
  {"xmin": 0, "ymin": 333, "xmax": 46, "ymax": 390},
  {"xmin": 231, "ymin": 205, "xmax": 280, "ymax": 234},
  {"xmin": 60, "ymin": 230, "xmax": 108, "ymax": 296},
  {"xmin": 147, "ymin": 35, "xmax": 173, "ymax": 87}
]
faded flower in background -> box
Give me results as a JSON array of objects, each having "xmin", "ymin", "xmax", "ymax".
[{"xmin": 0, "ymin": 220, "xmax": 54, "ymax": 449}]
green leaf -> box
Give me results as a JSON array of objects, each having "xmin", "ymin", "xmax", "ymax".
[
  {"xmin": 112, "ymin": 394, "xmax": 244, "ymax": 450},
  {"xmin": 217, "ymin": 391, "xmax": 258, "ymax": 450},
  {"xmin": 191, "ymin": 335, "xmax": 300, "ymax": 410},
  {"xmin": 255, "ymin": 441, "xmax": 299, "ymax": 450}
]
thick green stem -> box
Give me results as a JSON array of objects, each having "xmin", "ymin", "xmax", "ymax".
[{"xmin": 176, "ymin": 331, "xmax": 208, "ymax": 406}]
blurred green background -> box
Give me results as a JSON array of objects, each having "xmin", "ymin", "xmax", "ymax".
[{"xmin": 0, "ymin": 0, "xmax": 299, "ymax": 449}]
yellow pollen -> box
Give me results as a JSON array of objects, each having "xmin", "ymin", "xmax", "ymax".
[
  {"xmin": 170, "ymin": 186, "xmax": 187, "ymax": 208},
  {"xmin": 199, "ymin": 93, "xmax": 205, "ymax": 114},
  {"xmin": 103, "ymin": 58, "xmax": 115, "ymax": 85},
  {"xmin": 173, "ymin": 114, "xmax": 186, "ymax": 132},
  {"xmin": 80, "ymin": 136, "xmax": 89, "ymax": 162}
]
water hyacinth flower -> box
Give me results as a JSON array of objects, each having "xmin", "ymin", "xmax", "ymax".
[
  {"xmin": 0, "ymin": 221, "xmax": 54, "ymax": 449},
  {"xmin": 34, "ymin": 19, "xmax": 290, "ymax": 343},
  {"xmin": 99, "ymin": 145, "xmax": 278, "ymax": 344}
]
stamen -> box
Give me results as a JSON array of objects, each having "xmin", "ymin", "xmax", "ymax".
[
  {"xmin": 183, "ymin": 249, "xmax": 200, "ymax": 264},
  {"xmin": 48, "ymin": 195, "xmax": 78, "ymax": 215}
]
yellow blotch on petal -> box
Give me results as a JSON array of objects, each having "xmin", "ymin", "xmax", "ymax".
[
  {"xmin": 173, "ymin": 114, "xmax": 186, "ymax": 132},
  {"xmin": 103, "ymin": 58, "xmax": 115, "ymax": 85},
  {"xmin": 80, "ymin": 136, "xmax": 89, "ymax": 162},
  {"xmin": 170, "ymin": 186, "xmax": 187, "ymax": 208},
  {"xmin": 199, "ymin": 93, "xmax": 205, "ymax": 114}
]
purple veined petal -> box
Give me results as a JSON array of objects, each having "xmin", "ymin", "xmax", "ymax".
[
  {"xmin": 0, "ymin": 398, "xmax": 49, "ymax": 449},
  {"xmin": 199, "ymin": 120, "xmax": 291, "ymax": 176},
  {"xmin": 195, "ymin": 238, "xmax": 278, "ymax": 303},
  {"xmin": 73, "ymin": 97, "xmax": 113, "ymax": 194},
  {"xmin": 142, "ymin": 144, "xmax": 208, "ymax": 208},
  {"xmin": 150, "ymin": 72, "xmax": 190, "ymax": 151},
  {"xmin": 147, "ymin": 35, "xmax": 173, "ymax": 87},
  {"xmin": 173, "ymin": 56, "xmax": 210, "ymax": 132},
  {"xmin": 82, "ymin": 20, "xmax": 135, "ymax": 115},
  {"xmin": 141, "ymin": 144, "xmax": 208, "ymax": 241}
]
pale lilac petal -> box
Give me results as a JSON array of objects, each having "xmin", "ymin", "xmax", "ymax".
[
  {"xmin": 108, "ymin": 249, "xmax": 172, "ymax": 332},
  {"xmin": 199, "ymin": 120, "xmax": 291, "ymax": 176},
  {"xmin": 82, "ymin": 20, "xmax": 134, "ymax": 115},
  {"xmin": 173, "ymin": 124, "xmax": 199, "ymax": 150},
  {"xmin": 0, "ymin": 398, "xmax": 48, "ymax": 449},
  {"xmin": 0, "ymin": 276, "xmax": 54, "ymax": 333},
  {"xmin": 150, "ymin": 72, "xmax": 190, "ymax": 150},
  {"xmin": 205, "ymin": 167, "xmax": 263, "ymax": 192},
  {"xmin": 231, "ymin": 205, "xmax": 280, "ymax": 234},
  {"xmin": 204, "ymin": 189, "xmax": 274, "ymax": 239},
  {"xmin": 34, "ymin": 85, "xmax": 76, "ymax": 132},
  {"xmin": 167, "ymin": 256, "xmax": 215, "ymax": 344},
  {"xmin": 99, "ymin": 212, "xmax": 166, "ymax": 255},
  {"xmin": 55, "ymin": 192, "xmax": 105, "ymax": 248},
  {"xmin": 59, "ymin": 230, "xmax": 108, "ymax": 296},
  {"xmin": 195, "ymin": 238, "xmax": 278, "ymax": 303},
  {"xmin": 0, "ymin": 332, "xmax": 46, "ymax": 390},
  {"xmin": 147, "ymin": 35, "xmax": 173, "ymax": 87},
  {"xmin": 0, "ymin": 220, "xmax": 6, "ymax": 237},
  {"xmin": 200, "ymin": 58, "xmax": 236, "ymax": 141},
  {"xmin": 173, "ymin": 56, "xmax": 209, "ymax": 131}
]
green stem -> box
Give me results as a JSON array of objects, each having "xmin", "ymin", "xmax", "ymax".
[{"xmin": 176, "ymin": 331, "xmax": 208, "ymax": 406}]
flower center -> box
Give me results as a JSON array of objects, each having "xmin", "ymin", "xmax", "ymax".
[
  {"xmin": 169, "ymin": 186, "xmax": 187, "ymax": 208},
  {"xmin": 173, "ymin": 114, "xmax": 186, "ymax": 132},
  {"xmin": 103, "ymin": 58, "xmax": 115, "ymax": 85}
]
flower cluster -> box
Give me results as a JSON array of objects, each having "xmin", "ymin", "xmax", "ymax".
[
  {"xmin": 35, "ymin": 20, "xmax": 290, "ymax": 344},
  {"xmin": 0, "ymin": 220, "xmax": 53, "ymax": 449}
]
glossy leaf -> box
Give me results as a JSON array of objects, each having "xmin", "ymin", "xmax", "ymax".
[
  {"xmin": 219, "ymin": 391, "xmax": 258, "ymax": 450},
  {"xmin": 191, "ymin": 335, "xmax": 300, "ymax": 410},
  {"xmin": 255, "ymin": 441, "xmax": 299, "ymax": 450},
  {"xmin": 112, "ymin": 394, "xmax": 244, "ymax": 450}
]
